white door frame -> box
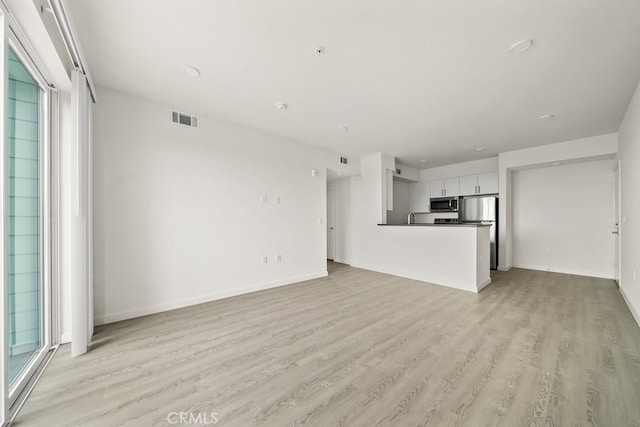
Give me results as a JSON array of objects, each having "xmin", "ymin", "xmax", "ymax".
[
  {"xmin": 613, "ymin": 162, "xmax": 621, "ymax": 285},
  {"xmin": 327, "ymin": 186, "xmax": 336, "ymax": 261}
]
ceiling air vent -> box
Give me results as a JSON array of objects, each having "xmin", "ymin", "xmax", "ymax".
[
  {"xmin": 171, "ymin": 111, "xmax": 199, "ymax": 128},
  {"xmin": 340, "ymin": 156, "xmax": 348, "ymax": 165}
]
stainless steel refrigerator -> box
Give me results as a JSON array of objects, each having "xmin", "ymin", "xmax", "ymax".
[{"xmin": 460, "ymin": 195, "xmax": 498, "ymax": 269}]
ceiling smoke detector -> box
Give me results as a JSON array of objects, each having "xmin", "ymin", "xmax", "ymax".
[
  {"xmin": 510, "ymin": 39, "xmax": 533, "ymax": 54},
  {"xmin": 337, "ymin": 126, "xmax": 349, "ymax": 133},
  {"xmin": 275, "ymin": 102, "xmax": 288, "ymax": 110}
]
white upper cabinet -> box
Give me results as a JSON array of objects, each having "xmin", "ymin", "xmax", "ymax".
[
  {"xmin": 477, "ymin": 172, "xmax": 499, "ymax": 194},
  {"xmin": 444, "ymin": 177, "xmax": 459, "ymax": 197},
  {"xmin": 410, "ymin": 181, "xmax": 430, "ymax": 212},
  {"xmin": 459, "ymin": 175, "xmax": 478, "ymax": 196},
  {"xmin": 429, "ymin": 179, "xmax": 443, "ymax": 198},
  {"xmin": 431, "ymin": 178, "xmax": 459, "ymax": 198},
  {"xmin": 459, "ymin": 172, "xmax": 499, "ymax": 196}
]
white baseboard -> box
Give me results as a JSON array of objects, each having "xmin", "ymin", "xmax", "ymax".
[
  {"xmin": 93, "ymin": 271, "xmax": 328, "ymax": 326},
  {"xmin": 497, "ymin": 265, "xmax": 512, "ymax": 272},
  {"xmin": 511, "ymin": 263, "xmax": 613, "ymax": 280},
  {"xmin": 619, "ymin": 286, "xmax": 640, "ymax": 328},
  {"xmin": 477, "ymin": 277, "xmax": 492, "ymax": 292},
  {"xmin": 332, "ymin": 257, "xmax": 352, "ymax": 266}
]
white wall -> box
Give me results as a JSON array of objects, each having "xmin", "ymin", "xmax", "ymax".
[
  {"xmin": 92, "ymin": 86, "xmax": 358, "ymax": 325},
  {"xmin": 352, "ymin": 153, "xmax": 391, "ymax": 262},
  {"xmin": 386, "ymin": 178, "xmax": 410, "ymax": 224},
  {"xmin": 329, "ymin": 177, "xmax": 353, "ymax": 264},
  {"xmin": 512, "ymin": 160, "xmax": 615, "ymax": 278},
  {"xmin": 618, "ymin": 81, "xmax": 640, "ymax": 326},
  {"xmin": 498, "ymin": 134, "xmax": 618, "ymax": 270},
  {"xmin": 395, "ymin": 164, "xmax": 419, "ymax": 181}
]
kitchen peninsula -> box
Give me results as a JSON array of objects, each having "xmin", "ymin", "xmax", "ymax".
[
  {"xmin": 349, "ymin": 153, "xmax": 493, "ymax": 293},
  {"xmin": 373, "ymin": 223, "xmax": 492, "ymax": 293}
]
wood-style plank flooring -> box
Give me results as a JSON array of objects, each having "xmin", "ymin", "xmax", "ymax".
[{"xmin": 13, "ymin": 263, "xmax": 640, "ymax": 426}]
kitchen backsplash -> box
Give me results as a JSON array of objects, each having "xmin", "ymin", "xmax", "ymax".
[{"xmin": 414, "ymin": 212, "xmax": 458, "ymax": 224}]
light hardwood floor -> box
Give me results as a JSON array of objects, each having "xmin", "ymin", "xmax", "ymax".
[{"xmin": 13, "ymin": 263, "xmax": 640, "ymax": 426}]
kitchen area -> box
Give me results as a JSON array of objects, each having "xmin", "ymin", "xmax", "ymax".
[
  {"xmin": 346, "ymin": 152, "xmax": 495, "ymax": 294},
  {"xmin": 384, "ymin": 171, "xmax": 499, "ymax": 271},
  {"xmin": 340, "ymin": 142, "xmax": 618, "ymax": 295}
]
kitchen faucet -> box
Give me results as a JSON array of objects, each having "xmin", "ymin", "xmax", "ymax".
[{"xmin": 408, "ymin": 212, "xmax": 415, "ymax": 224}]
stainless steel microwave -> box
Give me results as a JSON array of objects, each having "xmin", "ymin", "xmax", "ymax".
[{"xmin": 430, "ymin": 197, "xmax": 458, "ymax": 212}]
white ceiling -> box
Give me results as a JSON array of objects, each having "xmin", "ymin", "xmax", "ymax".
[{"xmin": 67, "ymin": 0, "xmax": 640, "ymax": 168}]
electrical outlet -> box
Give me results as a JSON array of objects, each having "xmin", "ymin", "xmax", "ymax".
[
  {"xmin": 276, "ymin": 254, "xmax": 282, "ymax": 263},
  {"xmin": 275, "ymin": 196, "xmax": 281, "ymax": 205},
  {"xmin": 262, "ymin": 256, "xmax": 268, "ymax": 264},
  {"xmin": 261, "ymin": 195, "xmax": 268, "ymax": 204}
]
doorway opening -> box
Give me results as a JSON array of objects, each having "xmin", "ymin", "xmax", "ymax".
[{"xmin": 326, "ymin": 168, "xmax": 353, "ymax": 271}]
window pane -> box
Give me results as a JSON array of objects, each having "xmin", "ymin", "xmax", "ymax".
[{"xmin": 8, "ymin": 48, "xmax": 44, "ymax": 387}]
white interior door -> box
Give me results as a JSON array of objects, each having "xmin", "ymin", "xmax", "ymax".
[
  {"xmin": 613, "ymin": 164, "xmax": 621, "ymax": 284},
  {"xmin": 327, "ymin": 187, "xmax": 336, "ymax": 261}
]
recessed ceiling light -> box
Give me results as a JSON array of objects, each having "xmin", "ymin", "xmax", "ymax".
[
  {"xmin": 315, "ymin": 46, "xmax": 325, "ymax": 54},
  {"xmin": 183, "ymin": 65, "xmax": 200, "ymax": 78},
  {"xmin": 538, "ymin": 114, "xmax": 555, "ymax": 121},
  {"xmin": 337, "ymin": 126, "xmax": 349, "ymax": 133},
  {"xmin": 472, "ymin": 145, "xmax": 485, "ymax": 151},
  {"xmin": 419, "ymin": 160, "xmax": 427, "ymax": 163},
  {"xmin": 275, "ymin": 102, "xmax": 288, "ymax": 110},
  {"xmin": 510, "ymin": 39, "xmax": 533, "ymax": 54},
  {"xmin": 552, "ymin": 161, "xmax": 562, "ymax": 166}
]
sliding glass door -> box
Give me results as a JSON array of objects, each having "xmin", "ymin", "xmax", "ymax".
[
  {"xmin": 7, "ymin": 47, "xmax": 45, "ymax": 390},
  {"xmin": 2, "ymin": 21, "xmax": 58, "ymax": 421},
  {"xmin": 0, "ymin": 4, "xmax": 58, "ymax": 424}
]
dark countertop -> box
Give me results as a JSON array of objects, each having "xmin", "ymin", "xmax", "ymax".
[{"xmin": 378, "ymin": 223, "xmax": 492, "ymax": 227}]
